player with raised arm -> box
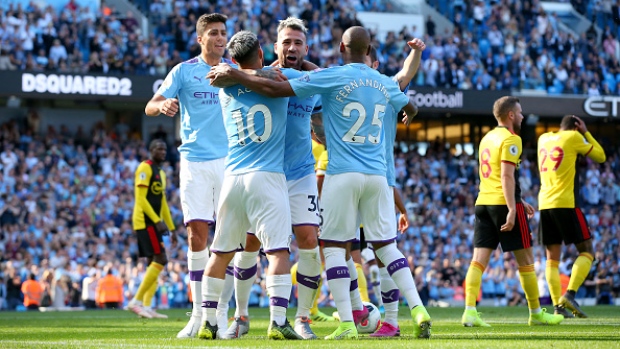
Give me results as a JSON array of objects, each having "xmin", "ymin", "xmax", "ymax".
[
  {"xmin": 144, "ymin": 13, "xmax": 234, "ymax": 338},
  {"xmin": 197, "ymin": 30, "xmax": 302, "ymax": 341},
  {"xmin": 208, "ymin": 26, "xmax": 428, "ymax": 340},
  {"xmin": 462, "ymin": 96, "xmax": 564, "ymax": 327},
  {"xmin": 539, "ymin": 115, "xmax": 605, "ymax": 318},
  {"xmin": 126, "ymin": 140, "xmax": 175, "ymax": 319},
  {"xmin": 222, "ymin": 18, "xmax": 324, "ymax": 340}
]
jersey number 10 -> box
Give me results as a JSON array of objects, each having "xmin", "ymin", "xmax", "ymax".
[{"xmin": 232, "ymin": 104, "xmax": 272, "ymax": 146}]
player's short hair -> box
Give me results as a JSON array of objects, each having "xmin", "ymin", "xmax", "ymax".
[
  {"xmin": 149, "ymin": 138, "xmax": 166, "ymax": 151},
  {"xmin": 227, "ymin": 31, "xmax": 260, "ymax": 65},
  {"xmin": 277, "ymin": 17, "xmax": 307, "ymax": 35},
  {"xmin": 196, "ymin": 13, "xmax": 227, "ymax": 37},
  {"xmin": 492, "ymin": 96, "xmax": 520, "ymax": 122},
  {"xmin": 369, "ymin": 45, "xmax": 378, "ymax": 63},
  {"xmin": 560, "ymin": 114, "xmax": 578, "ymax": 130}
]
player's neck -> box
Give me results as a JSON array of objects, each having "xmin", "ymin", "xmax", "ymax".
[
  {"xmin": 346, "ymin": 54, "xmax": 366, "ymax": 65},
  {"xmin": 239, "ymin": 62, "xmax": 263, "ymax": 70},
  {"xmin": 497, "ymin": 122, "xmax": 514, "ymax": 133},
  {"xmin": 202, "ymin": 51, "xmax": 222, "ymax": 66}
]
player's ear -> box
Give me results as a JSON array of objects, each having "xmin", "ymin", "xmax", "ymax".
[
  {"xmin": 339, "ymin": 41, "xmax": 345, "ymax": 53},
  {"xmin": 372, "ymin": 61, "xmax": 379, "ymax": 70},
  {"xmin": 258, "ymin": 46, "xmax": 264, "ymax": 62}
]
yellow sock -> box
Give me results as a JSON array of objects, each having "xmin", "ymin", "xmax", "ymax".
[
  {"xmin": 567, "ymin": 253, "xmax": 594, "ymax": 292},
  {"xmin": 290, "ymin": 262, "xmax": 298, "ymax": 285},
  {"xmin": 465, "ymin": 261, "xmax": 485, "ymax": 307},
  {"xmin": 545, "ymin": 259, "xmax": 561, "ymax": 306},
  {"xmin": 143, "ymin": 279, "xmax": 158, "ymax": 308},
  {"xmin": 518, "ymin": 265, "xmax": 540, "ymax": 310},
  {"xmin": 134, "ymin": 262, "xmax": 163, "ymax": 303},
  {"xmin": 355, "ymin": 263, "xmax": 370, "ymax": 302}
]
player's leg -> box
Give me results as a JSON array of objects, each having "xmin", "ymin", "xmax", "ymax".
[
  {"xmin": 216, "ymin": 259, "xmax": 234, "ymax": 336},
  {"xmin": 363, "ymin": 175, "xmax": 430, "ymax": 339},
  {"xmin": 128, "ymin": 229, "xmax": 163, "ymax": 319},
  {"xmin": 143, "ymin": 252, "xmax": 169, "ymax": 318},
  {"xmin": 198, "ymin": 174, "xmax": 250, "ymax": 340},
  {"xmin": 249, "ymin": 172, "xmax": 301, "ymax": 340},
  {"xmin": 178, "ymin": 158, "xmax": 221, "ymax": 338},
  {"xmin": 362, "ymin": 247, "xmax": 382, "ymax": 307},
  {"xmin": 462, "ymin": 205, "xmax": 495, "ymax": 327},
  {"xmin": 505, "ymin": 204, "xmax": 562, "ymax": 326},
  {"xmin": 222, "ymin": 233, "xmax": 261, "ymax": 339},
  {"xmin": 369, "ymin": 248, "xmax": 402, "ymax": 337},
  {"xmin": 350, "ymin": 239, "xmax": 370, "ymax": 304},
  {"xmin": 321, "ymin": 173, "xmax": 361, "ymax": 340},
  {"xmin": 560, "ymin": 208, "xmax": 594, "ymax": 318}
]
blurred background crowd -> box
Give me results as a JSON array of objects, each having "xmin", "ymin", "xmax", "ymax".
[{"xmin": 0, "ymin": 0, "xmax": 619, "ymax": 311}]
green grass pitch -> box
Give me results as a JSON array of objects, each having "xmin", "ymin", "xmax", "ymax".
[{"xmin": 1, "ymin": 306, "xmax": 619, "ymax": 348}]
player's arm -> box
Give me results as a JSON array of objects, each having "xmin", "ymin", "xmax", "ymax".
[
  {"xmin": 400, "ymin": 101, "xmax": 419, "ymax": 125},
  {"xmin": 393, "ymin": 187, "xmax": 409, "ymax": 233},
  {"xmin": 573, "ymin": 116, "xmax": 605, "ymax": 163},
  {"xmin": 161, "ymin": 196, "xmax": 175, "ymax": 232},
  {"xmin": 393, "ymin": 38, "xmax": 425, "ymax": 91},
  {"xmin": 208, "ymin": 63, "xmax": 295, "ymax": 97},
  {"xmin": 311, "ymin": 99, "xmax": 326, "ymax": 145},
  {"xmin": 145, "ymin": 94, "xmax": 179, "ymax": 117},
  {"xmin": 135, "ymin": 164, "xmax": 162, "ymax": 224}
]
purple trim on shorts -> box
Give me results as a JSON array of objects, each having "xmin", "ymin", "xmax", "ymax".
[
  {"xmin": 263, "ymin": 247, "xmax": 290, "ymax": 254},
  {"xmin": 270, "ymin": 297, "xmax": 289, "ymax": 308},
  {"xmin": 210, "ymin": 248, "xmax": 241, "ymax": 254},
  {"xmin": 246, "ymin": 231, "xmax": 255, "ymax": 235},
  {"xmin": 381, "ymin": 289, "xmax": 400, "ymax": 304},
  {"xmin": 292, "ymin": 223, "xmax": 320, "ymax": 227},
  {"xmin": 350, "ymin": 279, "xmax": 359, "ymax": 292},
  {"xmin": 226, "ymin": 266, "xmax": 234, "ymax": 276},
  {"xmin": 371, "ymin": 281, "xmax": 380, "ymax": 287},
  {"xmin": 185, "ymin": 219, "xmax": 215, "ymax": 227},
  {"xmin": 189, "ymin": 270, "xmax": 204, "ymax": 281},
  {"xmin": 352, "ymin": 239, "xmax": 360, "ymax": 243},
  {"xmin": 319, "ymin": 238, "xmax": 358, "ymax": 244},
  {"xmin": 326, "ymin": 266, "xmax": 350, "ymax": 280},
  {"xmin": 234, "ymin": 265, "xmax": 257, "ymax": 281},
  {"xmin": 387, "ymin": 258, "xmax": 409, "ymax": 276},
  {"xmin": 297, "ymin": 272, "xmax": 320, "ymax": 290},
  {"xmin": 365, "ymin": 237, "xmax": 397, "ymax": 244},
  {"xmin": 201, "ymin": 300, "xmax": 218, "ymax": 309}
]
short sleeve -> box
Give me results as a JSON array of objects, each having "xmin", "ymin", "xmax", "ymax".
[
  {"xmin": 157, "ymin": 64, "xmax": 181, "ymax": 98},
  {"xmin": 135, "ymin": 163, "xmax": 152, "ymax": 187},
  {"xmin": 289, "ymin": 68, "xmax": 336, "ymax": 99},
  {"xmin": 312, "ymin": 95, "xmax": 322, "ymax": 114},
  {"xmin": 501, "ymin": 135, "xmax": 522, "ymax": 165}
]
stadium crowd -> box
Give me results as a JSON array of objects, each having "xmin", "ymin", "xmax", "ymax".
[
  {"xmin": 0, "ymin": 0, "xmax": 618, "ymax": 95},
  {"xmin": 0, "ymin": 115, "xmax": 618, "ymax": 311}
]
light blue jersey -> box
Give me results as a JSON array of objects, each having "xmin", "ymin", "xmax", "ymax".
[
  {"xmin": 289, "ymin": 63, "xmax": 409, "ymax": 176},
  {"xmin": 283, "ymin": 69, "xmax": 322, "ymax": 181},
  {"xmin": 157, "ymin": 56, "xmax": 232, "ymax": 162},
  {"xmin": 220, "ymin": 68, "xmax": 298, "ymax": 175},
  {"xmin": 384, "ymin": 80, "xmax": 409, "ymax": 187}
]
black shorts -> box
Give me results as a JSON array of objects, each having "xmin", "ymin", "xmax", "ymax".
[
  {"xmin": 539, "ymin": 208, "xmax": 591, "ymax": 246},
  {"xmin": 351, "ymin": 227, "xmax": 368, "ymax": 251},
  {"xmin": 474, "ymin": 203, "xmax": 532, "ymax": 252},
  {"xmin": 136, "ymin": 225, "xmax": 165, "ymax": 258}
]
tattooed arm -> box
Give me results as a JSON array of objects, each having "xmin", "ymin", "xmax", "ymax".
[
  {"xmin": 208, "ymin": 63, "xmax": 294, "ymax": 97},
  {"xmin": 393, "ymin": 38, "xmax": 426, "ymax": 91}
]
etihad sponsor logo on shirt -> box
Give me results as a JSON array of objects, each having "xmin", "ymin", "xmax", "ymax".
[
  {"xmin": 22, "ymin": 73, "xmax": 132, "ymax": 96},
  {"xmin": 584, "ymin": 96, "xmax": 620, "ymax": 118},
  {"xmin": 407, "ymin": 90, "xmax": 463, "ymax": 108}
]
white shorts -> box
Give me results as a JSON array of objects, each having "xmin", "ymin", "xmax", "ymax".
[
  {"xmin": 179, "ymin": 157, "xmax": 225, "ymax": 224},
  {"xmin": 320, "ymin": 173, "xmax": 392, "ymax": 243},
  {"xmin": 364, "ymin": 187, "xmax": 397, "ymax": 251},
  {"xmin": 212, "ymin": 172, "xmax": 292, "ymax": 253},
  {"xmin": 287, "ymin": 174, "xmax": 320, "ymax": 226}
]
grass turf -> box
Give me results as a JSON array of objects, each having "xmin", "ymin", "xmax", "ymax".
[{"xmin": 1, "ymin": 306, "xmax": 619, "ymax": 348}]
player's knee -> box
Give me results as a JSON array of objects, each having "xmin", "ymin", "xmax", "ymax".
[
  {"xmin": 245, "ymin": 234, "xmax": 262, "ymax": 251},
  {"xmin": 575, "ymin": 240, "xmax": 593, "ymax": 255},
  {"xmin": 153, "ymin": 254, "xmax": 168, "ymax": 266},
  {"xmin": 296, "ymin": 232, "xmax": 318, "ymax": 249}
]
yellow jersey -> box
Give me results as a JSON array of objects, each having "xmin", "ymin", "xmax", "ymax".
[
  {"xmin": 312, "ymin": 139, "xmax": 325, "ymax": 171},
  {"xmin": 316, "ymin": 150, "xmax": 328, "ymax": 176},
  {"xmin": 476, "ymin": 127, "xmax": 522, "ymax": 206},
  {"xmin": 132, "ymin": 160, "xmax": 174, "ymax": 230},
  {"xmin": 537, "ymin": 131, "xmax": 606, "ymax": 209}
]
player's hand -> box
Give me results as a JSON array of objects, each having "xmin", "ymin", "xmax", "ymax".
[
  {"xmin": 573, "ymin": 115, "xmax": 588, "ymax": 134},
  {"xmin": 170, "ymin": 231, "xmax": 178, "ymax": 245},
  {"xmin": 500, "ymin": 209, "xmax": 516, "ymax": 232},
  {"xmin": 207, "ymin": 63, "xmax": 236, "ymax": 87},
  {"xmin": 522, "ymin": 202, "xmax": 535, "ymax": 219},
  {"xmin": 398, "ymin": 212, "xmax": 410, "ymax": 233},
  {"xmin": 160, "ymin": 98, "xmax": 179, "ymax": 117},
  {"xmin": 407, "ymin": 38, "xmax": 426, "ymax": 51},
  {"xmin": 156, "ymin": 221, "xmax": 169, "ymax": 235},
  {"xmin": 402, "ymin": 105, "xmax": 418, "ymax": 125}
]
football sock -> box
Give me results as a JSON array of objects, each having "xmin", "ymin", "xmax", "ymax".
[
  {"xmin": 518, "ymin": 264, "xmax": 541, "ymax": 311},
  {"xmin": 202, "ymin": 276, "xmax": 224, "ymax": 326},
  {"xmin": 324, "ymin": 247, "xmax": 353, "ymax": 322},
  {"xmin": 347, "ymin": 258, "xmax": 364, "ymax": 311},
  {"xmin": 267, "ymin": 274, "xmax": 292, "ymax": 326},
  {"xmin": 465, "ymin": 261, "xmax": 485, "ymax": 308},
  {"xmin": 188, "ymin": 249, "xmax": 209, "ymax": 316},
  {"xmin": 545, "ymin": 259, "xmax": 561, "ymax": 306},
  {"xmin": 134, "ymin": 262, "xmax": 163, "ymax": 304},
  {"xmin": 233, "ymin": 250, "xmax": 259, "ymax": 317},
  {"xmin": 374, "ymin": 243, "xmax": 422, "ymax": 309},
  {"xmin": 296, "ymin": 247, "xmax": 322, "ymax": 318},
  {"xmin": 355, "ymin": 262, "xmax": 370, "ymax": 303},
  {"xmin": 568, "ymin": 252, "xmax": 594, "ymax": 292},
  {"xmin": 379, "ymin": 267, "xmax": 399, "ymax": 327},
  {"xmin": 143, "ymin": 278, "xmax": 158, "ymax": 309},
  {"xmin": 217, "ymin": 261, "xmax": 234, "ymax": 330},
  {"xmin": 369, "ymin": 264, "xmax": 382, "ymax": 307}
]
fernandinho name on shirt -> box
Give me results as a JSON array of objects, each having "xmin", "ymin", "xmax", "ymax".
[{"xmin": 335, "ymin": 78, "xmax": 391, "ymax": 102}]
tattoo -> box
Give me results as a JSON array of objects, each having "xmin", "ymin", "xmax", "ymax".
[
  {"xmin": 311, "ymin": 112, "xmax": 326, "ymax": 145},
  {"xmin": 254, "ymin": 69, "xmax": 281, "ymax": 81}
]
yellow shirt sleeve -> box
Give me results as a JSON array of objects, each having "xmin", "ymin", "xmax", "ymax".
[
  {"xmin": 316, "ymin": 150, "xmax": 328, "ymax": 176},
  {"xmin": 135, "ymin": 162, "xmax": 152, "ymax": 188},
  {"xmin": 501, "ymin": 135, "xmax": 522, "ymax": 165}
]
